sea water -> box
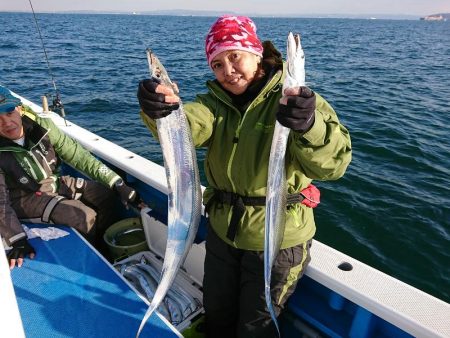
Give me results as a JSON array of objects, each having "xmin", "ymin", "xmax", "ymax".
[{"xmin": 1, "ymin": 12, "xmax": 449, "ymax": 303}]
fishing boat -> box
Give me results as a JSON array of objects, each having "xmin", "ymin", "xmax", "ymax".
[{"xmin": 1, "ymin": 91, "xmax": 449, "ymax": 338}]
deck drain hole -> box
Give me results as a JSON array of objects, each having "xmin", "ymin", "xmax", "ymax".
[
  {"xmin": 338, "ymin": 262, "xmax": 353, "ymax": 271},
  {"xmin": 127, "ymin": 155, "xmax": 134, "ymax": 159}
]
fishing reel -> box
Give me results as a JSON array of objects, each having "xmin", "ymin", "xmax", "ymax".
[{"xmin": 46, "ymin": 92, "xmax": 66, "ymax": 118}]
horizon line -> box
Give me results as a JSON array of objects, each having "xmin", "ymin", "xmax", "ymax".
[{"xmin": 0, "ymin": 10, "xmax": 440, "ymax": 18}]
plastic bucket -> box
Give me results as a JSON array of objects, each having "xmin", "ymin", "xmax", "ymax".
[{"xmin": 104, "ymin": 217, "xmax": 148, "ymax": 261}]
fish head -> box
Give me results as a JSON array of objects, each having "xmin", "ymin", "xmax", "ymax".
[
  {"xmin": 146, "ymin": 48, "xmax": 179, "ymax": 94},
  {"xmin": 283, "ymin": 32, "xmax": 306, "ymax": 92}
]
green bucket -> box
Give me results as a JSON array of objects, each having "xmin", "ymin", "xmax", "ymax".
[{"xmin": 104, "ymin": 217, "xmax": 149, "ymax": 261}]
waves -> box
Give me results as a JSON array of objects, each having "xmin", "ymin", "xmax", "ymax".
[{"xmin": 1, "ymin": 13, "xmax": 449, "ymax": 303}]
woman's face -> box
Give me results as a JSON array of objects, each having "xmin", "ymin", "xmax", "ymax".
[{"xmin": 211, "ymin": 50, "xmax": 261, "ymax": 95}]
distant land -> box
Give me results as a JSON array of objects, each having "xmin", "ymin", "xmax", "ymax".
[
  {"xmin": 420, "ymin": 13, "xmax": 450, "ymax": 21},
  {"xmin": 0, "ymin": 9, "xmax": 433, "ymax": 20}
]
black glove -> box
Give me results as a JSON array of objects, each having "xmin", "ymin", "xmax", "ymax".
[
  {"xmin": 113, "ymin": 179, "xmax": 138, "ymax": 207},
  {"xmin": 7, "ymin": 238, "xmax": 35, "ymax": 262},
  {"xmin": 277, "ymin": 86, "xmax": 316, "ymax": 134},
  {"xmin": 137, "ymin": 79, "xmax": 180, "ymax": 119}
]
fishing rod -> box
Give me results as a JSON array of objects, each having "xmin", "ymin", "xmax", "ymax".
[{"xmin": 28, "ymin": 0, "xmax": 67, "ymax": 126}]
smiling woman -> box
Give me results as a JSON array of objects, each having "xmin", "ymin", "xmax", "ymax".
[
  {"xmin": 137, "ymin": 14, "xmax": 352, "ymax": 338},
  {"xmin": 210, "ymin": 51, "xmax": 261, "ymax": 95},
  {"xmin": 206, "ymin": 16, "xmax": 264, "ymax": 95}
]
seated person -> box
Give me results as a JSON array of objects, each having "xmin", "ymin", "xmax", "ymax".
[{"xmin": 0, "ymin": 85, "xmax": 138, "ymax": 269}]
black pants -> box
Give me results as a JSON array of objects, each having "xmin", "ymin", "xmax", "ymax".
[
  {"xmin": 203, "ymin": 227, "xmax": 311, "ymax": 338},
  {"xmin": 12, "ymin": 177, "xmax": 119, "ymax": 252}
]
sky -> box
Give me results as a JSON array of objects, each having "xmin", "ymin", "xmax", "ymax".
[{"xmin": 1, "ymin": 0, "xmax": 449, "ymax": 16}]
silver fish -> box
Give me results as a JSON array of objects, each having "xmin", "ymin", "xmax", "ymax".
[
  {"xmin": 137, "ymin": 50, "xmax": 202, "ymax": 337},
  {"xmin": 121, "ymin": 265, "xmax": 171, "ymax": 320},
  {"xmin": 264, "ymin": 32, "xmax": 305, "ymax": 337},
  {"xmin": 164, "ymin": 294, "xmax": 184, "ymax": 325},
  {"xmin": 137, "ymin": 261, "xmax": 200, "ymax": 319},
  {"xmin": 167, "ymin": 289, "xmax": 193, "ymax": 319},
  {"xmin": 121, "ymin": 265, "xmax": 148, "ymax": 296},
  {"xmin": 137, "ymin": 263, "xmax": 187, "ymax": 321},
  {"xmin": 134, "ymin": 265, "xmax": 158, "ymax": 297},
  {"xmin": 137, "ymin": 261, "xmax": 196, "ymax": 320},
  {"xmin": 135, "ymin": 262, "xmax": 188, "ymax": 324},
  {"xmin": 171, "ymin": 280, "xmax": 200, "ymax": 314}
]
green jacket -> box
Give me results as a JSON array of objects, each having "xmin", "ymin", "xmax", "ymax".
[
  {"xmin": 141, "ymin": 65, "xmax": 352, "ymax": 250},
  {"xmin": 0, "ymin": 107, "xmax": 121, "ymax": 245}
]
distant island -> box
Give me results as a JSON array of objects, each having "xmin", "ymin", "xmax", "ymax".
[
  {"xmin": 0, "ymin": 9, "xmax": 431, "ymax": 20},
  {"xmin": 420, "ymin": 13, "xmax": 449, "ymax": 21}
]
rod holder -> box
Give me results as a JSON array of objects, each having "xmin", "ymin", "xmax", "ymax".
[{"xmin": 41, "ymin": 96, "xmax": 49, "ymax": 113}]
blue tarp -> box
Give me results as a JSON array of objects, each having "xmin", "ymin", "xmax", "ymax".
[{"xmin": 10, "ymin": 225, "xmax": 179, "ymax": 338}]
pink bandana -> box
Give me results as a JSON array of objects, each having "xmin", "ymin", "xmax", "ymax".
[{"xmin": 205, "ymin": 15, "xmax": 263, "ymax": 67}]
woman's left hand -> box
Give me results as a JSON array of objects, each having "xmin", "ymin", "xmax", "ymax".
[{"xmin": 277, "ymin": 86, "xmax": 316, "ymax": 134}]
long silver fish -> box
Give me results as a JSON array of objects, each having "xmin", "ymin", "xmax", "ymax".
[
  {"xmin": 120, "ymin": 264, "xmax": 171, "ymax": 320},
  {"xmin": 137, "ymin": 50, "xmax": 202, "ymax": 337},
  {"xmin": 137, "ymin": 262, "xmax": 192, "ymax": 321},
  {"xmin": 129, "ymin": 262, "xmax": 185, "ymax": 324},
  {"xmin": 264, "ymin": 32, "xmax": 305, "ymax": 336},
  {"xmin": 142, "ymin": 258, "xmax": 200, "ymax": 315}
]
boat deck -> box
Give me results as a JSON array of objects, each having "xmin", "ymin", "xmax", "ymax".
[{"xmin": 10, "ymin": 224, "xmax": 180, "ymax": 338}]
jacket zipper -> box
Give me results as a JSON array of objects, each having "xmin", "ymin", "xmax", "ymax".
[
  {"xmin": 27, "ymin": 150, "xmax": 49, "ymax": 181},
  {"xmin": 35, "ymin": 148, "xmax": 56, "ymax": 174},
  {"xmin": 209, "ymin": 93, "xmax": 241, "ymax": 192},
  {"xmin": 22, "ymin": 156, "xmax": 39, "ymax": 181},
  {"xmin": 25, "ymin": 128, "xmax": 52, "ymax": 182},
  {"xmin": 209, "ymin": 75, "xmax": 282, "ymax": 193}
]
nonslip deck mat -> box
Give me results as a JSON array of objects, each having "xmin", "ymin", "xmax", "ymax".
[{"xmin": 11, "ymin": 225, "xmax": 178, "ymax": 338}]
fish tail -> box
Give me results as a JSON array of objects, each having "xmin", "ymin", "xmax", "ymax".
[
  {"xmin": 265, "ymin": 285, "xmax": 281, "ymax": 337},
  {"xmin": 136, "ymin": 302, "xmax": 157, "ymax": 338},
  {"xmin": 137, "ymin": 292, "xmax": 165, "ymax": 338}
]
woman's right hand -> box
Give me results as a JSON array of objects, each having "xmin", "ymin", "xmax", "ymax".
[{"xmin": 137, "ymin": 78, "xmax": 180, "ymax": 119}]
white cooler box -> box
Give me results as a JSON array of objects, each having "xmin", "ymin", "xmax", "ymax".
[{"xmin": 114, "ymin": 208, "xmax": 206, "ymax": 332}]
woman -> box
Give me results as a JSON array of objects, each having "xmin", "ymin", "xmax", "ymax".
[{"xmin": 138, "ymin": 15, "xmax": 351, "ymax": 338}]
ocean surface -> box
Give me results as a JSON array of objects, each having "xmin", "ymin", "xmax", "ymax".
[{"xmin": 1, "ymin": 13, "xmax": 449, "ymax": 303}]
